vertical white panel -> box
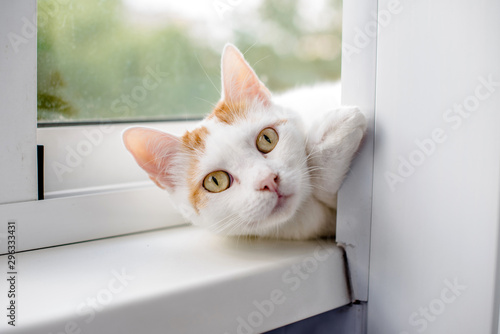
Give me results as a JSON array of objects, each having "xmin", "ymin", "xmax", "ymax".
[
  {"xmin": 0, "ymin": 0, "xmax": 38, "ymax": 204},
  {"xmin": 369, "ymin": 1, "xmax": 500, "ymax": 333},
  {"xmin": 337, "ymin": 0, "xmax": 378, "ymax": 301}
]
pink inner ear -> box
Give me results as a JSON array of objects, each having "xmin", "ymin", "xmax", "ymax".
[
  {"xmin": 221, "ymin": 44, "xmax": 271, "ymax": 105},
  {"xmin": 122, "ymin": 127, "xmax": 180, "ymax": 189}
]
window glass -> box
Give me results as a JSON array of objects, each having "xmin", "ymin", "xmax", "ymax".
[{"xmin": 37, "ymin": 0, "xmax": 342, "ymax": 123}]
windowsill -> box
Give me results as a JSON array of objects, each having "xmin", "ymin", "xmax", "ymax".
[{"xmin": 0, "ymin": 225, "xmax": 350, "ymax": 333}]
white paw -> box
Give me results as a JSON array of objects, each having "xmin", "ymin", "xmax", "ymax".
[
  {"xmin": 308, "ymin": 106, "xmax": 367, "ymax": 154},
  {"xmin": 305, "ymin": 106, "xmax": 367, "ymax": 205}
]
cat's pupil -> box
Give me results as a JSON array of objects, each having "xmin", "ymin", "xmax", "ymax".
[
  {"xmin": 212, "ymin": 176, "xmax": 219, "ymax": 186},
  {"xmin": 264, "ymin": 134, "xmax": 271, "ymax": 143}
]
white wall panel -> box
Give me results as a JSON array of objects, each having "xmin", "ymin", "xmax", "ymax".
[{"xmin": 369, "ymin": 0, "xmax": 500, "ymax": 333}]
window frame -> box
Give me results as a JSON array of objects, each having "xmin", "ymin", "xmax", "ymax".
[
  {"xmin": 1, "ymin": 2, "xmax": 376, "ymax": 307},
  {"xmin": 336, "ymin": 0, "xmax": 378, "ymax": 302},
  {"xmin": 0, "ymin": 0, "xmax": 195, "ymax": 253},
  {"xmin": 0, "ymin": 0, "xmax": 38, "ymax": 205},
  {"xmin": 37, "ymin": 121, "xmax": 199, "ymax": 197}
]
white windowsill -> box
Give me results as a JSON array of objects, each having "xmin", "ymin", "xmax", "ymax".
[{"xmin": 0, "ymin": 225, "xmax": 350, "ymax": 334}]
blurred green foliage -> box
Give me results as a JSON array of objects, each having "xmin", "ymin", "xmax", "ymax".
[{"xmin": 37, "ymin": 0, "xmax": 342, "ymax": 122}]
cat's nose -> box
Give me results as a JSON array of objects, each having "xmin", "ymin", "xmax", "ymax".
[{"xmin": 258, "ymin": 173, "xmax": 279, "ymax": 193}]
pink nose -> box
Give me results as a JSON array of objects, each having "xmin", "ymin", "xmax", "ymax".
[{"xmin": 259, "ymin": 173, "xmax": 279, "ymax": 193}]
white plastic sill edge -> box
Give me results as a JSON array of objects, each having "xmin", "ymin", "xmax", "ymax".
[
  {"xmin": 0, "ymin": 225, "xmax": 350, "ymax": 334},
  {"xmin": 0, "ymin": 186, "xmax": 186, "ymax": 254}
]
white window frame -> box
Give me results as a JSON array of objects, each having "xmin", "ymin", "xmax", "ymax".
[
  {"xmin": 0, "ymin": 0, "xmax": 193, "ymax": 252},
  {"xmin": 0, "ymin": 0, "xmax": 38, "ymax": 205},
  {"xmin": 1, "ymin": 1, "xmax": 377, "ymax": 306},
  {"xmin": 337, "ymin": 0, "xmax": 378, "ymax": 302}
]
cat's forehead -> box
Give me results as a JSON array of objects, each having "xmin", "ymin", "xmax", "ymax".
[
  {"xmin": 206, "ymin": 99, "xmax": 292, "ymax": 125},
  {"xmin": 179, "ymin": 100, "xmax": 295, "ymax": 171},
  {"xmin": 181, "ymin": 125, "xmax": 210, "ymax": 153},
  {"xmin": 208, "ymin": 100, "xmax": 248, "ymax": 125},
  {"xmin": 179, "ymin": 101, "xmax": 264, "ymax": 157},
  {"xmin": 204, "ymin": 107, "xmax": 287, "ymax": 147}
]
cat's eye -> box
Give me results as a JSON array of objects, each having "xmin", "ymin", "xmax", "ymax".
[
  {"xmin": 203, "ymin": 171, "xmax": 231, "ymax": 193},
  {"xmin": 256, "ymin": 128, "xmax": 279, "ymax": 153}
]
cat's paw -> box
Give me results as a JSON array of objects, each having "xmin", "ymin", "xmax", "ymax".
[
  {"xmin": 306, "ymin": 106, "xmax": 367, "ymax": 208},
  {"xmin": 307, "ymin": 106, "xmax": 367, "ymax": 156}
]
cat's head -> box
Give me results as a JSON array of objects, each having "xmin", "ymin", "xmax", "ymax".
[{"xmin": 123, "ymin": 44, "xmax": 311, "ymax": 237}]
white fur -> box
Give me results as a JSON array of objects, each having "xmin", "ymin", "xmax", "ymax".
[
  {"xmin": 123, "ymin": 45, "xmax": 366, "ymax": 240},
  {"xmin": 168, "ymin": 88, "xmax": 365, "ymax": 240}
]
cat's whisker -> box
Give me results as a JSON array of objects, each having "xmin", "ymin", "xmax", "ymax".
[
  {"xmin": 306, "ymin": 147, "xmax": 324, "ymax": 161},
  {"xmin": 309, "ymin": 184, "xmax": 331, "ymax": 193},
  {"xmin": 243, "ymin": 41, "xmax": 258, "ymax": 56},
  {"xmin": 305, "ymin": 166, "xmax": 326, "ymax": 173},
  {"xmin": 218, "ymin": 215, "xmax": 242, "ymax": 232},
  {"xmin": 207, "ymin": 213, "xmax": 238, "ymax": 234},
  {"xmin": 223, "ymin": 219, "xmax": 246, "ymax": 238},
  {"xmin": 297, "ymin": 167, "xmax": 326, "ymax": 179},
  {"xmin": 196, "ymin": 54, "xmax": 220, "ymax": 96},
  {"xmin": 303, "ymin": 182, "xmax": 332, "ymax": 194},
  {"xmin": 219, "ymin": 214, "xmax": 249, "ymax": 236},
  {"xmin": 252, "ymin": 54, "xmax": 272, "ymax": 68},
  {"xmin": 195, "ymin": 96, "xmax": 217, "ymax": 109}
]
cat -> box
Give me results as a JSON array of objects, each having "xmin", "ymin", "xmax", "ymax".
[{"xmin": 122, "ymin": 44, "xmax": 366, "ymax": 240}]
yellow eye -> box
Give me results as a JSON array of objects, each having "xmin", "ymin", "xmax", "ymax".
[
  {"xmin": 203, "ymin": 171, "xmax": 231, "ymax": 193},
  {"xmin": 256, "ymin": 128, "xmax": 279, "ymax": 153}
]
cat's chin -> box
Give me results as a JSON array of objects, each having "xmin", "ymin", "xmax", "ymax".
[
  {"xmin": 271, "ymin": 193, "xmax": 294, "ymax": 216},
  {"xmin": 242, "ymin": 193, "xmax": 300, "ymax": 235}
]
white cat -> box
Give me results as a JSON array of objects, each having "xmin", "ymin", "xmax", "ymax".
[{"xmin": 122, "ymin": 44, "xmax": 366, "ymax": 240}]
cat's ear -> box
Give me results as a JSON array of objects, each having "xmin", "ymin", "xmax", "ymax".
[
  {"xmin": 221, "ymin": 43, "xmax": 271, "ymax": 105},
  {"xmin": 122, "ymin": 127, "xmax": 181, "ymax": 190}
]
